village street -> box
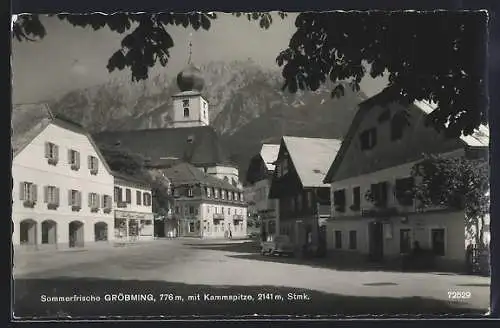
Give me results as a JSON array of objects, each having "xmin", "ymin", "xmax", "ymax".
[{"xmin": 13, "ymin": 239, "xmax": 490, "ymax": 318}]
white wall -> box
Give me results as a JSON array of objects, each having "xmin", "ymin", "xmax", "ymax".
[
  {"xmin": 327, "ymin": 211, "xmax": 466, "ymax": 263},
  {"xmin": 12, "ymin": 123, "xmax": 115, "ymax": 247},
  {"xmin": 114, "ymin": 181, "xmax": 153, "ymax": 214},
  {"xmin": 200, "ymin": 203, "xmax": 248, "ymax": 238}
]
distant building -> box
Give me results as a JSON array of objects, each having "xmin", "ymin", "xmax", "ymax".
[
  {"xmin": 163, "ymin": 162, "xmax": 247, "ymax": 239},
  {"xmin": 245, "ymin": 144, "xmax": 280, "ymax": 241},
  {"xmin": 112, "ymin": 171, "xmax": 154, "ymax": 242},
  {"xmin": 269, "ymin": 136, "xmax": 341, "ymax": 255},
  {"xmin": 93, "ymin": 62, "xmax": 242, "ymax": 186},
  {"xmin": 12, "ymin": 104, "xmax": 115, "ymax": 250},
  {"xmin": 323, "ymin": 90, "xmax": 489, "ymax": 271}
]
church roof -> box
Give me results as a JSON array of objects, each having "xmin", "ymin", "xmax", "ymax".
[
  {"xmin": 163, "ymin": 162, "xmax": 241, "ymax": 191},
  {"xmin": 260, "ymin": 144, "xmax": 280, "ymax": 172},
  {"xmin": 93, "ymin": 126, "xmax": 236, "ymax": 169}
]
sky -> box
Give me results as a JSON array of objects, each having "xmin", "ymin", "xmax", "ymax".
[{"xmin": 12, "ymin": 13, "xmax": 388, "ymax": 104}]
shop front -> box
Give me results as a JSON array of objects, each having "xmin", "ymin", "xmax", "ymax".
[{"xmin": 114, "ymin": 210, "xmax": 154, "ymax": 242}]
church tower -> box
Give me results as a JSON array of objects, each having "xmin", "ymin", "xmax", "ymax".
[{"xmin": 171, "ymin": 36, "xmax": 210, "ymax": 128}]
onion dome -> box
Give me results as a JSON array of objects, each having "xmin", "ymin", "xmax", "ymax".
[{"xmin": 176, "ymin": 63, "xmax": 205, "ymax": 92}]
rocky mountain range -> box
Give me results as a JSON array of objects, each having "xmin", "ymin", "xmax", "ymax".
[{"xmin": 46, "ymin": 59, "xmax": 369, "ymax": 178}]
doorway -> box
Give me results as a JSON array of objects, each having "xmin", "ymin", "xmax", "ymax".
[
  {"xmin": 368, "ymin": 221, "xmax": 384, "ymax": 261},
  {"xmin": 69, "ymin": 221, "xmax": 84, "ymax": 248},
  {"xmin": 20, "ymin": 219, "xmax": 37, "ymax": 246}
]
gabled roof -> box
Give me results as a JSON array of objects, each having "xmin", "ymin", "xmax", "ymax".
[
  {"xmin": 323, "ymin": 90, "xmax": 490, "ymax": 184},
  {"xmin": 11, "ymin": 103, "xmax": 113, "ymax": 174},
  {"xmin": 260, "ymin": 144, "xmax": 280, "ymax": 171},
  {"xmin": 163, "ymin": 162, "xmax": 241, "ymax": 192},
  {"xmin": 93, "ymin": 126, "xmax": 236, "ymax": 168},
  {"xmin": 112, "ymin": 170, "xmax": 152, "ymax": 187},
  {"xmin": 282, "ymin": 136, "xmax": 342, "ymax": 188}
]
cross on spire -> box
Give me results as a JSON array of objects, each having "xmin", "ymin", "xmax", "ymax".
[{"xmin": 188, "ymin": 32, "xmax": 193, "ymax": 64}]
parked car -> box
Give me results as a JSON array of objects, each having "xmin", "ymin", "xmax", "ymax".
[{"xmin": 261, "ymin": 235, "xmax": 294, "ymax": 256}]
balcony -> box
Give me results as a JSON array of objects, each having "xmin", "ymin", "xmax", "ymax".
[
  {"xmin": 117, "ymin": 202, "xmax": 128, "ymax": 208},
  {"xmin": 213, "ymin": 213, "xmax": 225, "ymax": 220},
  {"xmin": 232, "ymin": 215, "xmax": 244, "ymax": 221}
]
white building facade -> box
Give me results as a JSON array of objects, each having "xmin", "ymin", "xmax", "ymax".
[
  {"xmin": 113, "ymin": 172, "xmax": 154, "ymax": 242},
  {"xmin": 12, "ymin": 105, "xmax": 115, "ymax": 251},
  {"xmin": 323, "ymin": 93, "xmax": 490, "ymax": 271}
]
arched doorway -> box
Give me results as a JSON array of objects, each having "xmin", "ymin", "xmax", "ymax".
[
  {"xmin": 41, "ymin": 220, "xmax": 57, "ymax": 245},
  {"xmin": 69, "ymin": 221, "xmax": 84, "ymax": 248},
  {"xmin": 94, "ymin": 222, "xmax": 108, "ymax": 242},
  {"xmin": 20, "ymin": 219, "xmax": 37, "ymax": 246}
]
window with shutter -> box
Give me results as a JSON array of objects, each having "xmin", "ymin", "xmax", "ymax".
[
  {"xmin": 136, "ymin": 190, "xmax": 142, "ymax": 205},
  {"xmin": 125, "ymin": 189, "xmax": 131, "ymax": 203},
  {"xmin": 45, "ymin": 142, "xmax": 59, "ymax": 165},
  {"xmin": 68, "ymin": 149, "xmax": 80, "ymax": 170}
]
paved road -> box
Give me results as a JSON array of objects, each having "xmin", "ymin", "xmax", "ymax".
[{"xmin": 13, "ymin": 238, "xmax": 491, "ymax": 318}]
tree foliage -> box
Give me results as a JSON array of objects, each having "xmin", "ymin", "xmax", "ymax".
[
  {"xmin": 99, "ymin": 146, "xmax": 172, "ymax": 216},
  {"xmin": 276, "ymin": 11, "xmax": 488, "ymax": 138},
  {"xmin": 12, "ymin": 12, "xmax": 285, "ymax": 82},
  {"xmin": 411, "ymin": 154, "xmax": 490, "ymax": 245},
  {"xmin": 12, "ymin": 11, "xmax": 488, "ymax": 137}
]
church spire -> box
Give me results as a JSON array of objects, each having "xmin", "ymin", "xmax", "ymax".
[{"xmin": 187, "ymin": 32, "xmax": 193, "ymax": 65}]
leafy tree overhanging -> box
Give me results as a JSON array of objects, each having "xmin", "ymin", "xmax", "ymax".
[{"xmin": 12, "ymin": 11, "xmax": 488, "ymax": 137}]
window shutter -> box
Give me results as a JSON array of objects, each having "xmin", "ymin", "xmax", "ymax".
[
  {"xmin": 88, "ymin": 193, "xmax": 92, "ymax": 208},
  {"xmin": 44, "ymin": 142, "xmax": 50, "ymax": 158},
  {"xmin": 44, "ymin": 186, "xmax": 49, "ymax": 203},
  {"xmin": 55, "ymin": 187, "xmax": 60, "ymax": 205},
  {"xmin": 96, "ymin": 193, "xmax": 101, "ymax": 208},
  {"xmin": 88, "ymin": 155, "xmax": 92, "ymax": 169},
  {"xmin": 32, "ymin": 184, "xmax": 37, "ymax": 201},
  {"xmin": 77, "ymin": 191, "xmax": 82, "ymax": 207},
  {"xmin": 101, "ymin": 194, "xmax": 105, "ymax": 208},
  {"xmin": 19, "ymin": 182, "xmax": 25, "ymax": 201},
  {"xmin": 95, "ymin": 158, "xmax": 99, "ymax": 172},
  {"xmin": 54, "ymin": 145, "xmax": 59, "ymax": 162},
  {"xmin": 143, "ymin": 193, "xmax": 146, "ymax": 205},
  {"xmin": 75, "ymin": 151, "xmax": 80, "ymax": 169},
  {"xmin": 68, "ymin": 189, "xmax": 73, "ymax": 205}
]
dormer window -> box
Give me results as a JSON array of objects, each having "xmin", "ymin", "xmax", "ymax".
[
  {"xmin": 360, "ymin": 128, "xmax": 377, "ymax": 150},
  {"xmin": 221, "ymin": 190, "xmax": 226, "ymax": 200},
  {"xmin": 187, "ymin": 187, "xmax": 194, "ymax": 197},
  {"xmin": 184, "ymin": 108, "xmax": 190, "ymax": 117}
]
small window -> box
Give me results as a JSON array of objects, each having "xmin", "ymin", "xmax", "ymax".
[
  {"xmin": 351, "ymin": 187, "xmax": 361, "ymax": 211},
  {"xmin": 360, "ymin": 128, "xmax": 377, "ymax": 150},
  {"xmin": 431, "ymin": 228, "xmax": 446, "ymax": 256},
  {"xmin": 370, "ymin": 182, "xmax": 388, "ymax": 208},
  {"xmin": 136, "ymin": 190, "xmax": 142, "ymax": 205},
  {"xmin": 206, "ymin": 187, "xmax": 212, "ymax": 198},
  {"xmin": 182, "ymin": 99, "xmax": 190, "ymax": 107},
  {"xmin": 143, "ymin": 193, "xmax": 152, "ymax": 206},
  {"xmin": 349, "ymin": 230, "xmax": 357, "ymax": 250},
  {"xmin": 187, "ymin": 188, "xmax": 194, "ymax": 197},
  {"xmin": 88, "ymin": 155, "xmax": 99, "ymax": 174},
  {"xmin": 390, "ymin": 112, "xmax": 407, "ymax": 141},
  {"xmin": 333, "ymin": 189, "xmax": 346, "ymax": 213},
  {"xmin": 125, "ymin": 189, "xmax": 132, "ymax": 203},
  {"xmin": 88, "ymin": 192, "xmax": 100, "ymax": 209},
  {"xmin": 68, "ymin": 149, "xmax": 80, "ymax": 170},
  {"xmin": 334, "ymin": 231, "xmax": 342, "ymax": 249},
  {"xmin": 395, "ymin": 177, "xmax": 415, "ymax": 206},
  {"xmin": 184, "ymin": 108, "xmax": 190, "ymax": 117},
  {"xmin": 114, "ymin": 187, "xmax": 122, "ymax": 203},
  {"xmin": 19, "ymin": 182, "xmax": 37, "ymax": 203},
  {"xmin": 189, "ymin": 206, "xmax": 195, "ymax": 214},
  {"xmin": 221, "ymin": 190, "xmax": 226, "ymax": 200},
  {"xmin": 44, "ymin": 142, "xmax": 59, "ymax": 165},
  {"xmin": 175, "ymin": 206, "xmax": 180, "ymax": 214}
]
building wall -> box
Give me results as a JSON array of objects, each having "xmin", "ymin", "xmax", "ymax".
[
  {"xmin": 333, "ymin": 101, "xmax": 464, "ymax": 182},
  {"xmin": 114, "ymin": 180, "xmax": 154, "ymax": 240},
  {"xmin": 12, "ymin": 123, "xmax": 114, "ymax": 249},
  {"xmin": 326, "ymin": 210, "xmax": 467, "ymax": 269},
  {"xmin": 200, "ymin": 203, "xmax": 248, "ymax": 238},
  {"xmin": 172, "ymin": 94, "xmax": 209, "ymax": 128},
  {"xmin": 329, "ymin": 150, "xmax": 465, "ymax": 218}
]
